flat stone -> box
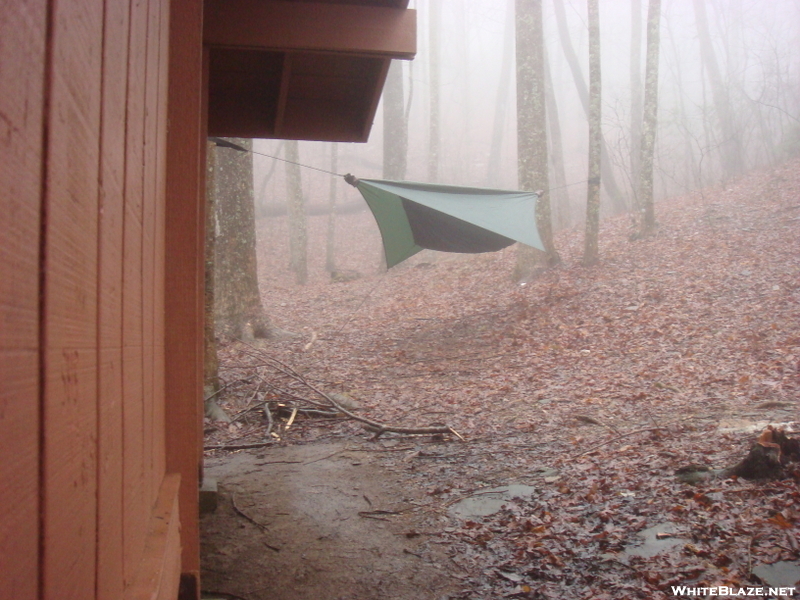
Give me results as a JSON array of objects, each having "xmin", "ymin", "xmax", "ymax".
[{"xmin": 200, "ymin": 477, "xmax": 218, "ymax": 514}]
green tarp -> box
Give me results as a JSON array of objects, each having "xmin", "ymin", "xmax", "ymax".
[{"xmin": 355, "ymin": 179, "xmax": 544, "ymax": 268}]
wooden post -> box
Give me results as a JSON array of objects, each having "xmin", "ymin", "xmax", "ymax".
[{"xmin": 165, "ymin": 0, "xmax": 205, "ymax": 587}]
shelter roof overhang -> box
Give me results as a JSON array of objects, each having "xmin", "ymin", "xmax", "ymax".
[{"xmin": 204, "ymin": 0, "xmax": 416, "ymax": 142}]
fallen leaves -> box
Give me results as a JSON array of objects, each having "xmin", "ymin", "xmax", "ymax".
[{"xmin": 207, "ymin": 159, "xmax": 800, "ymax": 597}]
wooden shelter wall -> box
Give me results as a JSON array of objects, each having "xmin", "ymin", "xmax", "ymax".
[
  {"xmin": 0, "ymin": 0, "xmax": 181, "ymax": 598},
  {"xmin": 0, "ymin": 0, "xmax": 47, "ymax": 597}
]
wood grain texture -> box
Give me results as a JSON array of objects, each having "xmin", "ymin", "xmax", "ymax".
[
  {"xmin": 41, "ymin": 0, "xmax": 103, "ymax": 595},
  {"xmin": 122, "ymin": 474, "xmax": 182, "ymax": 600},
  {"xmin": 204, "ymin": 0, "xmax": 416, "ymax": 58},
  {"xmin": 0, "ymin": 0, "xmax": 46, "ymax": 597},
  {"xmin": 96, "ymin": 0, "xmax": 131, "ymax": 597},
  {"xmin": 152, "ymin": 0, "xmax": 170, "ymax": 485},
  {"xmin": 142, "ymin": 0, "xmax": 167, "ymax": 516},
  {"xmin": 165, "ymin": 0, "xmax": 205, "ymax": 576},
  {"xmin": 122, "ymin": 0, "xmax": 148, "ymax": 586}
]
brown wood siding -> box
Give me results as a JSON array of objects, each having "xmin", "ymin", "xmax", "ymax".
[
  {"xmin": 2, "ymin": 0, "xmax": 184, "ymax": 598},
  {"xmin": 97, "ymin": 0, "xmax": 131, "ymax": 596},
  {"xmin": 41, "ymin": 0, "xmax": 104, "ymax": 594},
  {"xmin": 0, "ymin": 0, "xmax": 47, "ymax": 597},
  {"xmin": 2, "ymin": 0, "xmax": 408, "ymax": 596},
  {"xmin": 123, "ymin": 0, "xmax": 148, "ymax": 585}
]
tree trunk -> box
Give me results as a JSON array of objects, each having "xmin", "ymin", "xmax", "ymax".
[
  {"xmin": 255, "ymin": 140, "xmax": 283, "ymax": 219},
  {"xmin": 213, "ymin": 138, "xmax": 272, "ymax": 339},
  {"xmin": 515, "ymin": 0, "xmax": 559, "ymax": 280},
  {"xmin": 204, "ymin": 140, "xmax": 220, "ymax": 394},
  {"xmin": 692, "ymin": 0, "xmax": 744, "ymax": 180},
  {"xmin": 630, "ymin": 0, "xmax": 643, "ymax": 204},
  {"xmin": 486, "ymin": 0, "xmax": 515, "ymax": 188},
  {"xmin": 583, "ymin": 0, "xmax": 602, "ymax": 266},
  {"xmin": 634, "ymin": 0, "xmax": 662, "ymax": 238},
  {"xmin": 552, "ymin": 0, "xmax": 626, "ymax": 213},
  {"xmin": 285, "ymin": 140, "xmax": 308, "ymax": 285},
  {"xmin": 325, "ymin": 143, "xmax": 338, "ymax": 273},
  {"xmin": 427, "ymin": 0, "xmax": 441, "ymax": 183},
  {"xmin": 543, "ymin": 44, "xmax": 570, "ymax": 230},
  {"xmin": 383, "ymin": 60, "xmax": 408, "ymax": 181}
]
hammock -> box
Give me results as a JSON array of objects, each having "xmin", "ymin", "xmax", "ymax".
[
  {"xmin": 349, "ymin": 177, "xmax": 543, "ymax": 268},
  {"xmin": 208, "ymin": 139, "xmax": 544, "ymax": 269}
]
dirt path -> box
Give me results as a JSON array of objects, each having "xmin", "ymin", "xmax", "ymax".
[{"xmin": 201, "ymin": 442, "xmax": 462, "ymax": 600}]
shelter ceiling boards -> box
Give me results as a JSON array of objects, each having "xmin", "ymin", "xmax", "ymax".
[{"xmin": 204, "ymin": 0, "xmax": 416, "ymax": 141}]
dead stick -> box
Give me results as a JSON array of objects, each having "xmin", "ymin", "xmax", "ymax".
[
  {"xmin": 203, "ymin": 376, "xmax": 253, "ymax": 403},
  {"xmin": 264, "ymin": 401, "xmax": 274, "ymax": 439},
  {"xmin": 231, "ymin": 493, "xmax": 269, "ymax": 532},
  {"xmin": 236, "ymin": 340, "xmax": 464, "ymax": 440},
  {"xmin": 205, "ymin": 442, "xmax": 274, "ymax": 451},
  {"xmin": 575, "ymin": 427, "xmax": 665, "ymax": 457}
]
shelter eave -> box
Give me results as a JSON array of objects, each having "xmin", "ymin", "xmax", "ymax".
[{"xmin": 204, "ymin": 0, "xmax": 416, "ymax": 141}]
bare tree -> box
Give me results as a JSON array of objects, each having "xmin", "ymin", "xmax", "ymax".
[
  {"xmin": 543, "ymin": 44, "xmax": 570, "ymax": 230},
  {"xmin": 204, "ymin": 140, "xmax": 224, "ymax": 421},
  {"xmin": 552, "ymin": 0, "xmax": 625, "ymax": 213},
  {"xmin": 630, "ymin": 0, "xmax": 644, "ymax": 203},
  {"xmin": 325, "ymin": 143, "xmax": 338, "ymax": 273},
  {"xmin": 213, "ymin": 138, "xmax": 272, "ymax": 338},
  {"xmin": 285, "ymin": 140, "xmax": 308, "ymax": 284},
  {"xmin": 634, "ymin": 0, "xmax": 662, "ymax": 239},
  {"xmin": 583, "ymin": 0, "xmax": 602, "ymax": 266},
  {"xmin": 692, "ymin": 0, "xmax": 744, "ymax": 180},
  {"xmin": 427, "ymin": 0, "xmax": 441, "ymax": 183},
  {"xmin": 383, "ymin": 61, "xmax": 408, "ymax": 181},
  {"xmin": 486, "ymin": 0, "xmax": 515, "ymax": 187},
  {"xmin": 515, "ymin": 0, "xmax": 559, "ymax": 279}
]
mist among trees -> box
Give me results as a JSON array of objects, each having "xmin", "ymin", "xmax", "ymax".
[
  {"xmin": 203, "ymin": 4, "xmax": 800, "ymax": 594},
  {"xmin": 250, "ymin": 0, "xmax": 798, "ymax": 277}
]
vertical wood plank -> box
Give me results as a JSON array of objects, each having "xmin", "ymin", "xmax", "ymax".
[
  {"xmin": 152, "ymin": 0, "xmax": 170, "ymax": 485},
  {"xmin": 122, "ymin": 0, "xmax": 149, "ymax": 586},
  {"xmin": 96, "ymin": 0, "xmax": 131, "ymax": 598},
  {"xmin": 122, "ymin": 474, "xmax": 182, "ymax": 600},
  {"xmin": 0, "ymin": 1, "xmax": 47, "ymax": 598},
  {"xmin": 41, "ymin": 0, "xmax": 104, "ymax": 596},
  {"xmin": 165, "ymin": 0, "xmax": 205, "ymax": 578},
  {"xmin": 142, "ymin": 0, "xmax": 163, "ymax": 514}
]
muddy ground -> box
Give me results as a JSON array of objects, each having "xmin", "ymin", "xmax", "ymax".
[{"xmin": 200, "ymin": 440, "xmax": 467, "ymax": 600}]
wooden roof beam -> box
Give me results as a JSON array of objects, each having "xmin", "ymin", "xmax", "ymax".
[{"xmin": 204, "ymin": 0, "xmax": 416, "ymax": 60}]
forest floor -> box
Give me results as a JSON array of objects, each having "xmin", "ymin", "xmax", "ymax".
[{"xmin": 200, "ymin": 159, "xmax": 800, "ymax": 600}]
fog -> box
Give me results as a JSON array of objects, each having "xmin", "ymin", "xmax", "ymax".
[{"xmin": 254, "ymin": 0, "xmax": 800, "ymax": 229}]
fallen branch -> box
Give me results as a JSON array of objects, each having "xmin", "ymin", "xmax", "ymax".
[
  {"xmin": 203, "ymin": 376, "xmax": 254, "ymax": 403},
  {"xmin": 575, "ymin": 427, "xmax": 666, "ymax": 457},
  {"xmin": 363, "ymin": 423, "xmax": 464, "ymax": 441},
  {"xmin": 204, "ymin": 441, "xmax": 275, "ymax": 451},
  {"xmin": 358, "ymin": 509, "xmax": 403, "ymax": 521},
  {"xmin": 234, "ymin": 340, "xmax": 465, "ymax": 441},
  {"xmin": 263, "ymin": 401, "xmax": 274, "ymax": 438},
  {"xmin": 231, "ymin": 493, "xmax": 270, "ymax": 532}
]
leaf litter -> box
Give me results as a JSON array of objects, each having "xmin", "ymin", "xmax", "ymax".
[{"xmin": 203, "ymin": 160, "xmax": 800, "ymax": 599}]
